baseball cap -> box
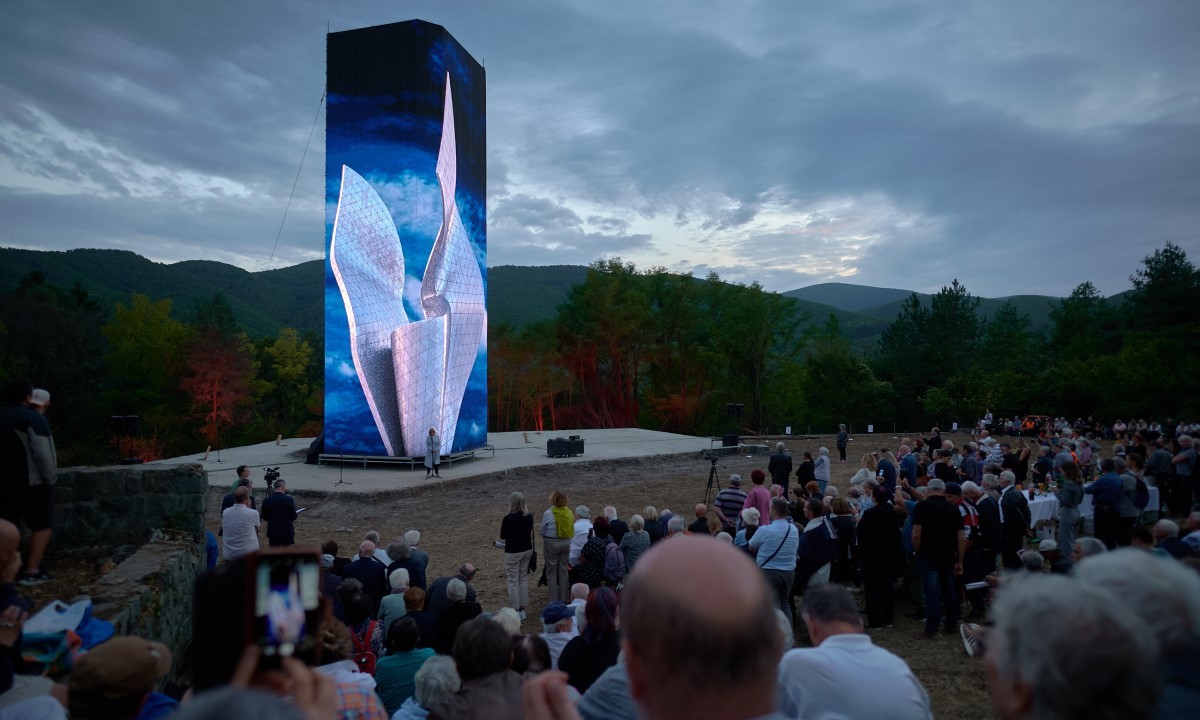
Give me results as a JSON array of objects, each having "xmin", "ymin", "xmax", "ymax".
[
  {"xmin": 29, "ymin": 388, "xmax": 49, "ymax": 407},
  {"xmin": 728, "ymin": 474, "xmax": 743, "ymax": 486},
  {"xmin": 1038, "ymin": 539, "xmax": 1059, "ymax": 553},
  {"xmin": 70, "ymin": 636, "xmax": 171, "ymax": 717},
  {"xmin": 541, "ymin": 601, "xmax": 574, "ymax": 625}
]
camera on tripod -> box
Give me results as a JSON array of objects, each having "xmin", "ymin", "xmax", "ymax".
[{"xmin": 264, "ymin": 466, "xmax": 281, "ymax": 487}]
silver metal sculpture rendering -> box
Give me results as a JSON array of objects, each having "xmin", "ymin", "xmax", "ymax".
[{"xmin": 329, "ymin": 75, "xmax": 485, "ymax": 457}]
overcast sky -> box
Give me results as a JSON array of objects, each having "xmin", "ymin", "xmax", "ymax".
[{"xmin": 1, "ymin": 0, "xmax": 1197, "ymax": 297}]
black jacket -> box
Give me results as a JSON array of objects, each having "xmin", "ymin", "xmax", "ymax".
[
  {"xmin": 260, "ymin": 491, "xmax": 297, "ymax": 539},
  {"xmin": 342, "ymin": 556, "xmax": 388, "ymax": 615}
]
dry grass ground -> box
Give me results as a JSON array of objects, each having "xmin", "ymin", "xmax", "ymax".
[{"xmin": 205, "ymin": 432, "xmax": 995, "ymax": 719}]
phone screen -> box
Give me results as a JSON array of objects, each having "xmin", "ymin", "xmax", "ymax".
[{"xmin": 253, "ymin": 552, "xmax": 321, "ymax": 659}]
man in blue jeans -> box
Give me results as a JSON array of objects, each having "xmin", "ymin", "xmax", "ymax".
[{"xmin": 910, "ymin": 479, "xmax": 965, "ymax": 638}]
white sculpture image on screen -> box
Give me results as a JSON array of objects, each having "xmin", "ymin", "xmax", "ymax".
[{"xmin": 329, "ymin": 75, "xmax": 485, "ymax": 458}]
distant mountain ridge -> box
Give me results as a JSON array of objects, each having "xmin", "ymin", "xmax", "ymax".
[{"xmin": 0, "ymin": 248, "xmax": 1121, "ymax": 341}]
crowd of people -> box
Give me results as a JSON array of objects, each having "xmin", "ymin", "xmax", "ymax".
[{"xmin": 3, "ymin": 382, "xmax": 1200, "ymax": 719}]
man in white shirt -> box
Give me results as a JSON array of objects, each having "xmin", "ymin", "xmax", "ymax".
[
  {"xmin": 569, "ymin": 505, "xmax": 593, "ymax": 566},
  {"xmin": 777, "ymin": 583, "xmax": 932, "ymax": 720},
  {"xmin": 221, "ymin": 486, "xmax": 260, "ymax": 561}
]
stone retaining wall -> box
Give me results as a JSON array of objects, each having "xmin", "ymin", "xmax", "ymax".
[
  {"xmin": 83, "ymin": 534, "xmax": 206, "ymax": 680},
  {"xmin": 53, "ymin": 464, "xmax": 207, "ymax": 547}
]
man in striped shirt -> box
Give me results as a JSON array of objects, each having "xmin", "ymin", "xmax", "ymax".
[{"xmin": 948, "ymin": 481, "xmax": 985, "ymax": 620}]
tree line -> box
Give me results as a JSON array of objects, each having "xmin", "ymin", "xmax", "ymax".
[
  {"xmin": 491, "ymin": 243, "xmax": 1200, "ymax": 437},
  {"xmin": 2, "ymin": 243, "xmax": 1193, "ymax": 465},
  {"xmin": 0, "ymin": 274, "xmax": 321, "ymax": 465}
]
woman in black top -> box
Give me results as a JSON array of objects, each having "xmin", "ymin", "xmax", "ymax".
[
  {"xmin": 558, "ymin": 587, "xmax": 621, "ymax": 693},
  {"xmin": 500, "ymin": 491, "xmax": 535, "ymax": 618},
  {"xmin": 796, "ymin": 452, "xmax": 816, "ymax": 488}
]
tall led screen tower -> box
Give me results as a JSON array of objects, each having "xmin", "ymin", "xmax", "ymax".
[{"xmin": 325, "ymin": 21, "xmax": 487, "ymax": 457}]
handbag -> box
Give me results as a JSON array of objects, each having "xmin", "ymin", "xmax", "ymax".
[{"xmin": 527, "ymin": 518, "xmax": 538, "ymax": 572}]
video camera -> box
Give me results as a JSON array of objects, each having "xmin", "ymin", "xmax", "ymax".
[{"xmin": 264, "ymin": 466, "xmax": 281, "ymax": 488}]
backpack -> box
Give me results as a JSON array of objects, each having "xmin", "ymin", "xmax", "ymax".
[
  {"xmin": 351, "ymin": 620, "xmax": 377, "ymax": 675},
  {"xmin": 1133, "ymin": 476, "xmax": 1150, "ymax": 510},
  {"xmin": 603, "ymin": 542, "xmax": 626, "ymax": 583}
]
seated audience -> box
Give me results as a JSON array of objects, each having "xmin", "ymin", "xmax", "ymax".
[
  {"xmin": 387, "ymin": 539, "xmax": 428, "ymax": 591},
  {"xmin": 557, "ymin": 587, "xmax": 621, "ymax": 693},
  {"xmin": 374, "ymin": 616, "xmax": 435, "ymax": 716},
  {"xmin": 425, "ymin": 563, "xmax": 478, "ymax": 618},
  {"xmin": 512, "ymin": 634, "xmax": 553, "ymax": 677},
  {"xmin": 392, "ymin": 655, "xmax": 460, "ymax": 720},
  {"xmin": 429, "ymin": 618, "xmax": 523, "ymax": 720},
  {"xmin": 985, "ymin": 574, "xmax": 1161, "ymax": 720},
  {"xmin": 436, "ymin": 578, "xmax": 483, "ymax": 655},
  {"xmin": 403, "ymin": 587, "xmax": 438, "ymax": 650},
  {"xmin": 491, "ymin": 607, "xmax": 522, "ymax": 637},
  {"xmin": 340, "ymin": 580, "xmax": 384, "ymax": 661},
  {"xmin": 540, "ymin": 601, "xmax": 577, "ymax": 669},
  {"xmin": 68, "ymin": 636, "xmax": 175, "ymax": 720},
  {"xmin": 1152, "ymin": 519, "xmax": 1194, "ymax": 559},
  {"xmin": 341, "ymin": 541, "xmax": 388, "ymax": 614},
  {"xmin": 379, "ymin": 568, "xmax": 410, "ymax": 637}
]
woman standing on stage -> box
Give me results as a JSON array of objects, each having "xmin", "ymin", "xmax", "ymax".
[{"xmin": 424, "ymin": 427, "xmax": 441, "ymax": 477}]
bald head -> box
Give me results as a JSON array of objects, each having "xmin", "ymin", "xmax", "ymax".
[
  {"xmin": 359, "ymin": 540, "xmax": 375, "ymax": 556},
  {"xmin": 622, "ymin": 537, "xmax": 779, "ymax": 720}
]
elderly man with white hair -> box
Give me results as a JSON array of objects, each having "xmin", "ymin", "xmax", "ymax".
[
  {"xmin": 1071, "ymin": 537, "xmax": 1108, "ymax": 564},
  {"xmin": 768, "ymin": 441, "xmax": 793, "ymax": 497},
  {"xmin": 985, "ymin": 574, "xmax": 1162, "ymax": 720},
  {"xmin": 570, "ymin": 506, "xmax": 593, "ymax": 566},
  {"xmin": 1151, "ymin": 519, "xmax": 1193, "ymax": 559},
  {"xmin": 1075, "ymin": 549, "xmax": 1200, "ymax": 718}
]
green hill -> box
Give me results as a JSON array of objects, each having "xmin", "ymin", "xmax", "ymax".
[
  {"xmin": 785, "ymin": 282, "xmax": 916, "ymax": 311},
  {"xmin": 0, "ymin": 248, "xmax": 323, "ymax": 337},
  {"xmin": 488, "ymin": 265, "xmax": 591, "ymax": 329}
]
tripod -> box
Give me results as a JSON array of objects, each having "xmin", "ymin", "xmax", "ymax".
[
  {"xmin": 703, "ymin": 453, "xmax": 724, "ymax": 505},
  {"xmin": 333, "ymin": 455, "xmax": 353, "ymax": 488}
]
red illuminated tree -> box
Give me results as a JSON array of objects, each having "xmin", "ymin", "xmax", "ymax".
[{"xmin": 180, "ymin": 329, "xmax": 258, "ymax": 448}]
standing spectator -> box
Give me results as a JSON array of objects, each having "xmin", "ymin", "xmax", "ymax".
[
  {"xmin": 342, "ymin": 541, "xmax": 389, "ymax": 615},
  {"xmin": 259, "ymin": 478, "xmax": 297, "ymax": 547},
  {"xmin": 429, "ymin": 619, "xmax": 523, "ymax": 720},
  {"xmin": 856, "ymin": 487, "xmax": 902, "ymax": 629},
  {"xmin": 557, "ymin": 587, "xmax": 621, "ymax": 693},
  {"xmin": 777, "ymin": 584, "xmax": 932, "ymax": 719},
  {"xmin": 827, "ymin": 498, "xmax": 857, "ymax": 585},
  {"xmin": 1056, "ymin": 462, "xmax": 1084, "ymax": 553},
  {"xmin": 911, "ymin": 479, "xmax": 965, "ymax": 638},
  {"xmin": 795, "ymin": 497, "xmax": 838, "ymax": 595},
  {"xmin": 1146, "ymin": 437, "xmax": 1178, "ymax": 515},
  {"xmin": 618, "ymin": 514, "xmax": 651, "ymax": 574},
  {"xmin": 424, "ymin": 427, "xmax": 441, "ymax": 478},
  {"xmin": 499, "ymin": 492, "xmax": 534, "ymax": 619},
  {"xmin": 0, "ymin": 379, "xmax": 57, "ymax": 584},
  {"xmin": 576, "ymin": 517, "xmax": 612, "ymax": 589},
  {"xmin": 877, "ymin": 449, "xmax": 898, "ymax": 493},
  {"xmin": 642, "ymin": 506, "xmax": 665, "ymax": 544},
  {"xmin": 768, "ymin": 442, "xmax": 793, "ymax": 497},
  {"xmin": 749, "ymin": 498, "xmax": 798, "ymax": 618},
  {"xmin": 436, "ymin": 579, "xmax": 482, "ymax": 655},
  {"xmin": 1115, "ymin": 456, "xmax": 1141, "ymax": 546},
  {"xmin": 221, "ymin": 477, "xmax": 257, "ymax": 513},
  {"xmin": 569, "ymin": 506, "xmax": 593, "ymax": 568},
  {"xmin": 1086, "ymin": 459, "xmax": 1125, "ymax": 550},
  {"xmin": 713, "ymin": 475, "xmax": 747, "ymax": 533},
  {"xmin": 958, "ymin": 444, "xmax": 978, "ymax": 484},
  {"xmin": 814, "ymin": 448, "xmax": 831, "ymax": 493},
  {"xmin": 1000, "ymin": 441, "xmax": 1030, "ymax": 487},
  {"xmin": 851, "ymin": 452, "xmax": 878, "ymax": 485},
  {"xmin": 836, "ymin": 424, "xmax": 849, "ymax": 462},
  {"xmin": 742, "ymin": 470, "xmax": 772, "ymax": 523},
  {"xmin": 1172, "ymin": 435, "xmax": 1196, "ymax": 512},
  {"xmin": 374, "ymin": 616, "xmax": 435, "ymax": 717},
  {"xmin": 541, "ymin": 491, "xmax": 574, "ymax": 603},
  {"xmin": 425, "ymin": 564, "xmax": 478, "ymax": 619},
  {"xmin": 796, "ymin": 452, "xmax": 816, "ymax": 491},
  {"xmin": 947, "ymin": 482, "xmax": 985, "ymax": 619},
  {"xmin": 899, "ymin": 445, "xmax": 920, "ymax": 487},
  {"xmin": 998, "ymin": 470, "xmax": 1032, "ymax": 568},
  {"xmin": 603, "ymin": 507, "xmax": 628, "ymax": 545},
  {"xmin": 220, "ymin": 486, "xmax": 259, "ymax": 562}
]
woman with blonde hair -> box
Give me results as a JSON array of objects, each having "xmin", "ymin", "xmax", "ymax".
[
  {"xmin": 642, "ymin": 505, "xmax": 665, "ymax": 544},
  {"xmin": 540, "ymin": 490, "xmax": 574, "ymax": 602},
  {"xmin": 500, "ymin": 491, "xmax": 534, "ymax": 618},
  {"xmin": 850, "ymin": 452, "xmax": 878, "ymax": 485}
]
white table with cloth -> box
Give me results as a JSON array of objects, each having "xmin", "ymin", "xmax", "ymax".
[
  {"xmin": 1028, "ymin": 495, "xmax": 1060, "ymax": 529},
  {"xmin": 1078, "ymin": 486, "xmax": 1160, "ymax": 517}
]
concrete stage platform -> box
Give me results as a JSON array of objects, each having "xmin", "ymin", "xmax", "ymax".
[{"xmin": 149, "ymin": 428, "xmax": 718, "ymax": 494}]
